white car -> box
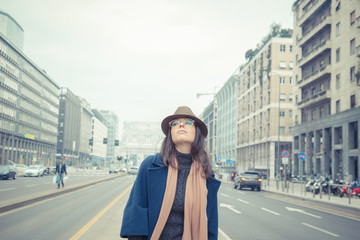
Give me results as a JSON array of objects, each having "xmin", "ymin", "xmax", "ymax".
[
  {"xmin": 14, "ymin": 164, "xmax": 28, "ymax": 174},
  {"xmin": 24, "ymin": 165, "xmax": 43, "ymax": 177},
  {"xmin": 128, "ymin": 166, "xmax": 139, "ymax": 175}
]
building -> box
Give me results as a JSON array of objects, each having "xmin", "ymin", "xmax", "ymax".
[
  {"xmin": 0, "ymin": 10, "xmax": 24, "ymax": 51},
  {"xmin": 201, "ymin": 100, "xmax": 216, "ymax": 164},
  {"xmin": 0, "ymin": 12, "xmax": 59, "ymax": 167},
  {"xmin": 291, "ymin": 0, "xmax": 360, "ymax": 181},
  {"xmin": 57, "ymin": 88, "xmax": 81, "ymax": 165},
  {"xmin": 237, "ymin": 36, "xmax": 295, "ymax": 179},
  {"xmin": 90, "ymin": 109, "xmax": 108, "ymax": 164},
  {"xmin": 215, "ymin": 74, "xmax": 238, "ymax": 175},
  {"xmin": 78, "ymin": 98, "xmax": 93, "ymax": 166},
  {"xmin": 121, "ymin": 121, "xmax": 163, "ymax": 166},
  {"xmin": 99, "ymin": 110, "xmax": 119, "ymax": 162}
]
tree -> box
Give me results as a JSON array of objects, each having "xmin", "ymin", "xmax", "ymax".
[
  {"xmin": 245, "ymin": 49, "xmax": 254, "ymax": 62},
  {"xmin": 270, "ymin": 22, "xmax": 281, "ymax": 37}
]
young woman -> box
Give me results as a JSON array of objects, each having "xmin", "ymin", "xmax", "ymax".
[{"xmin": 120, "ymin": 106, "xmax": 221, "ymax": 240}]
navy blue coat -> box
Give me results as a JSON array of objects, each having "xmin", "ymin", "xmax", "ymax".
[{"xmin": 120, "ymin": 153, "xmax": 221, "ymax": 240}]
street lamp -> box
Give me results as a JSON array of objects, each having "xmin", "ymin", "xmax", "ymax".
[{"xmin": 261, "ymin": 69, "xmax": 281, "ymax": 179}]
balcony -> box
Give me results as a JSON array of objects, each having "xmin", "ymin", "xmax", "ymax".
[
  {"xmin": 297, "ymin": 65, "xmax": 331, "ymax": 88},
  {"xmin": 297, "ymin": 89, "xmax": 331, "ymax": 109},
  {"xmin": 298, "ymin": 0, "xmax": 327, "ymax": 27},
  {"xmin": 298, "ymin": 16, "xmax": 331, "ymax": 47},
  {"xmin": 298, "ymin": 40, "xmax": 331, "ymax": 67}
]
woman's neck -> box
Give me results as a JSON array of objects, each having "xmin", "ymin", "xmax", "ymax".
[{"xmin": 175, "ymin": 144, "xmax": 191, "ymax": 154}]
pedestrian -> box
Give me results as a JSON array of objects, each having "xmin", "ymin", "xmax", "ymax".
[
  {"xmin": 55, "ymin": 157, "xmax": 67, "ymax": 189},
  {"xmin": 120, "ymin": 106, "xmax": 221, "ymax": 240}
]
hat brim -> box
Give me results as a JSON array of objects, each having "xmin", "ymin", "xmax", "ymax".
[{"xmin": 161, "ymin": 114, "xmax": 208, "ymax": 137}]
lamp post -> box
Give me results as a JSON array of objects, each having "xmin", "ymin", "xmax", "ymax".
[{"xmin": 261, "ymin": 70, "xmax": 281, "ymax": 179}]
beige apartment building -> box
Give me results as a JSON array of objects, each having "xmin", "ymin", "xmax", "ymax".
[
  {"xmin": 237, "ymin": 37, "xmax": 295, "ymax": 179},
  {"xmin": 291, "ymin": 0, "xmax": 360, "ymax": 181}
]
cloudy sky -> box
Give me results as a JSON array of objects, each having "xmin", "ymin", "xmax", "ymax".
[{"xmin": 2, "ymin": 0, "xmax": 294, "ymax": 126}]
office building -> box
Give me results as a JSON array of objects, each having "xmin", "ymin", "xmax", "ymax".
[{"xmin": 99, "ymin": 110, "xmax": 119, "ymax": 161}]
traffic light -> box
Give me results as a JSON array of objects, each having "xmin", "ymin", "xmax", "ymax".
[
  {"xmin": 103, "ymin": 138, "xmax": 108, "ymax": 144},
  {"xmin": 114, "ymin": 140, "xmax": 119, "ymax": 146},
  {"xmin": 117, "ymin": 155, "xmax": 123, "ymax": 161},
  {"xmin": 89, "ymin": 138, "xmax": 93, "ymax": 146}
]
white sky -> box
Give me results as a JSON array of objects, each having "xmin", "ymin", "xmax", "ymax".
[{"xmin": 2, "ymin": 0, "xmax": 294, "ymax": 126}]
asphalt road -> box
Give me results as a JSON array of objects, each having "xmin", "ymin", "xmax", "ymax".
[{"xmin": 1, "ymin": 175, "xmax": 360, "ymax": 240}]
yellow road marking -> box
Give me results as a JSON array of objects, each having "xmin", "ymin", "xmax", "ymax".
[{"xmin": 69, "ymin": 183, "xmax": 133, "ymax": 240}]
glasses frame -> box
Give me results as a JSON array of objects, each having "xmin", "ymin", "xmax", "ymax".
[{"xmin": 169, "ymin": 119, "xmax": 195, "ymax": 128}]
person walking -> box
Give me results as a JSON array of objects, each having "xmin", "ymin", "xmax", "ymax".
[
  {"xmin": 55, "ymin": 157, "xmax": 67, "ymax": 189},
  {"xmin": 120, "ymin": 106, "xmax": 221, "ymax": 240}
]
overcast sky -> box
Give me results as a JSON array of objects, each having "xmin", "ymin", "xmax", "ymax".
[{"xmin": 2, "ymin": 0, "xmax": 294, "ymax": 126}]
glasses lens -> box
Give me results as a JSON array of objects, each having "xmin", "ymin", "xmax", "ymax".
[
  {"xmin": 184, "ymin": 120, "xmax": 194, "ymax": 126},
  {"xmin": 169, "ymin": 120, "xmax": 180, "ymax": 127}
]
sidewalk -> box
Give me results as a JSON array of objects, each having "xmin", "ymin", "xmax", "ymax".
[{"xmin": 260, "ymin": 179, "xmax": 360, "ymax": 210}]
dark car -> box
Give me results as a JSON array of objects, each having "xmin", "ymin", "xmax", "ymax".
[
  {"xmin": 0, "ymin": 165, "xmax": 17, "ymax": 180},
  {"xmin": 234, "ymin": 171, "xmax": 262, "ymax": 191}
]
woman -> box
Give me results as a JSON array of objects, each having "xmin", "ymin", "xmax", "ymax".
[{"xmin": 120, "ymin": 106, "xmax": 221, "ymax": 240}]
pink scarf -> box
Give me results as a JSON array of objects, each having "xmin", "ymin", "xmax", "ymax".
[{"xmin": 151, "ymin": 159, "xmax": 208, "ymax": 240}]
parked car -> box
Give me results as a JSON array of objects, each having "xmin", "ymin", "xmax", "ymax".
[
  {"xmin": 234, "ymin": 171, "xmax": 262, "ymax": 191},
  {"xmin": 0, "ymin": 165, "xmax": 17, "ymax": 180},
  {"xmin": 128, "ymin": 166, "xmax": 139, "ymax": 175},
  {"xmin": 109, "ymin": 166, "xmax": 120, "ymax": 174},
  {"xmin": 24, "ymin": 165, "xmax": 44, "ymax": 177},
  {"xmin": 13, "ymin": 164, "xmax": 28, "ymax": 175}
]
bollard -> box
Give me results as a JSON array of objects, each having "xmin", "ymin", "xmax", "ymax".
[
  {"xmin": 328, "ymin": 184, "xmax": 330, "ymax": 201},
  {"xmin": 320, "ymin": 185, "xmax": 322, "ymax": 199},
  {"xmin": 292, "ymin": 181, "xmax": 294, "ymax": 194},
  {"xmin": 276, "ymin": 179, "xmax": 279, "ymax": 190},
  {"xmin": 304, "ymin": 181, "xmax": 306, "ymax": 196},
  {"xmin": 348, "ymin": 186, "xmax": 351, "ymax": 205}
]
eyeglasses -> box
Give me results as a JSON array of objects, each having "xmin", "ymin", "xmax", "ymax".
[{"xmin": 169, "ymin": 119, "xmax": 195, "ymax": 127}]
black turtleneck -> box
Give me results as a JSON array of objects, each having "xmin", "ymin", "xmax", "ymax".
[{"xmin": 159, "ymin": 150, "xmax": 192, "ymax": 240}]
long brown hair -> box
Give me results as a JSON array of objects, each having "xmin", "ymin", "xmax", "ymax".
[{"xmin": 160, "ymin": 125, "xmax": 213, "ymax": 179}]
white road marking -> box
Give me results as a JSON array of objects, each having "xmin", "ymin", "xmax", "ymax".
[
  {"xmin": 0, "ymin": 188, "xmax": 15, "ymax": 192},
  {"xmin": 26, "ymin": 184, "xmax": 37, "ymax": 187},
  {"xmin": 218, "ymin": 228, "xmax": 232, "ymax": 240},
  {"xmin": 302, "ymin": 222, "xmax": 339, "ymax": 237},
  {"xmin": 261, "ymin": 207, "xmax": 280, "ymax": 215},
  {"xmin": 286, "ymin": 207, "xmax": 322, "ymax": 219},
  {"xmin": 220, "ymin": 193, "xmax": 230, "ymax": 197},
  {"xmin": 237, "ymin": 198, "xmax": 249, "ymax": 204},
  {"xmin": 220, "ymin": 203, "xmax": 241, "ymax": 214}
]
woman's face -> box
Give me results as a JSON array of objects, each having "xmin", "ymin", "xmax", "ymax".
[{"xmin": 170, "ymin": 118, "xmax": 196, "ymax": 147}]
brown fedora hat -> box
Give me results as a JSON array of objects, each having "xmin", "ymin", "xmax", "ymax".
[{"xmin": 161, "ymin": 106, "xmax": 208, "ymax": 137}]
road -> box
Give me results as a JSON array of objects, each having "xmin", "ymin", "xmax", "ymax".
[{"xmin": 1, "ymin": 175, "xmax": 359, "ymax": 239}]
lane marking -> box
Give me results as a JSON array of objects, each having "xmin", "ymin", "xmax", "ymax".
[
  {"xmin": 302, "ymin": 222, "xmax": 339, "ymax": 237},
  {"xmin": 286, "ymin": 206, "xmax": 322, "ymax": 219},
  {"xmin": 26, "ymin": 184, "xmax": 37, "ymax": 187},
  {"xmin": 69, "ymin": 183, "xmax": 133, "ymax": 240},
  {"xmin": 220, "ymin": 193, "xmax": 230, "ymax": 197},
  {"xmin": 0, "ymin": 188, "xmax": 15, "ymax": 192},
  {"xmin": 237, "ymin": 198, "xmax": 249, "ymax": 204},
  {"xmin": 218, "ymin": 228, "xmax": 232, "ymax": 240},
  {"xmin": 220, "ymin": 203, "xmax": 241, "ymax": 214},
  {"xmin": 261, "ymin": 207, "xmax": 280, "ymax": 215}
]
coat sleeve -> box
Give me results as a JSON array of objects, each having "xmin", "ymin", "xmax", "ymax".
[
  {"xmin": 207, "ymin": 176, "xmax": 221, "ymax": 240},
  {"xmin": 120, "ymin": 157, "xmax": 153, "ymax": 238}
]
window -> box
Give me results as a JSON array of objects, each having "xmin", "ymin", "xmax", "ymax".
[
  {"xmin": 350, "ymin": 66, "xmax": 355, "ymax": 82},
  {"xmin": 336, "ymin": 1, "xmax": 340, "ymax": 11},
  {"xmin": 320, "ymin": 107, "xmax": 324, "ymax": 118},
  {"xmin": 279, "ymin": 127, "xmax": 285, "ymax": 134},
  {"xmin": 320, "ymin": 82, "xmax": 325, "ymax": 91},
  {"xmin": 351, "ymin": 95, "xmax": 356, "ymax": 108},
  {"xmin": 280, "ymin": 77, "xmax": 286, "ymax": 84},
  {"xmin": 289, "ymin": 110, "xmax": 293, "ymax": 118},
  {"xmin": 320, "ymin": 59, "xmax": 325, "ymax": 69},
  {"xmin": 336, "ymin": 48, "xmax": 341, "ymax": 62},
  {"xmin": 280, "ymin": 61, "xmax": 287, "ymax": 69},
  {"xmin": 311, "ymin": 87, "xmax": 316, "ymax": 96},
  {"xmin": 280, "ymin": 110, "xmax": 285, "ymax": 117},
  {"xmin": 336, "ymin": 100, "xmax": 340, "ymax": 113},
  {"xmin": 336, "ymin": 22, "xmax": 340, "ymax": 36},
  {"xmin": 350, "ymin": 39, "xmax": 355, "ymax": 55},
  {"xmin": 290, "ymin": 45, "xmax": 293, "ymax": 52},
  {"xmin": 350, "ymin": 11, "xmax": 356, "ymax": 25},
  {"xmin": 280, "ymin": 94, "xmax": 286, "ymax": 101},
  {"xmin": 312, "ymin": 109, "xmax": 316, "ymax": 120},
  {"xmin": 289, "ymin": 94, "xmax": 293, "ymax": 101},
  {"xmin": 289, "ymin": 77, "xmax": 293, "ymax": 85},
  {"xmin": 289, "ymin": 62, "xmax": 294, "ymax": 69},
  {"xmin": 336, "ymin": 74, "xmax": 340, "ymax": 88},
  {"xmin": 280, "ymin": 45, "xmax": 286, "ymax": 52}
]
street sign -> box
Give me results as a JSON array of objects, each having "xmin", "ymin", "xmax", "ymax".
[
  {"xmin": 281, "ymin": 150, "xmax": 289, "ymax": 158},
  {"xmin": 282, "ymin": 158, "xmax": 289, "ymax": 164},
  {"xmin": 298, "ymin": 152, "xmax": 306, "ymax": 161}
]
